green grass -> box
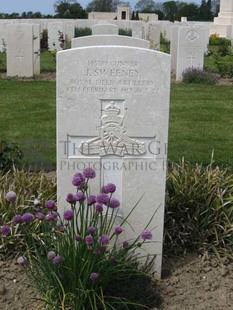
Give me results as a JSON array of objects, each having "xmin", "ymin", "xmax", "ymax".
[
  {"xmin": 40, "ymin": 51, "xmax": 56, "ymax": 72},
  {"xmin": 0, "ymin": 81, "xmax": 232, "ymax": 169},
  {"xmin": 0, "ymin": 51, "xmax": 56, "ymax": 73},
  {"xmin": 0, "ymin": 52, "xmax": 6, "ymax": 72},
  {"xmin": 168, "ymin": 84, "xmax": 233, "ymax": 166},
  {"xmin": 0, "ymin": 48, "xmax": 233, "ymax": 168},
  {"xmin": 0, "ymin": 80, "xmax": 56, "ymax": 169}
]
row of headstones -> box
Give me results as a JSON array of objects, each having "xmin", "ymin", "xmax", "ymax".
[
  {"xmin": 0, "ymin": 20, "xmax": 209, "ymax": 278},
  {"xmin": 2, "ymin": 21, "xmax": 208, "ymax": 80}
]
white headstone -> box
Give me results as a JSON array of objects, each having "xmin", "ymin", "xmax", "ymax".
[
  {"xmin": 48, "ymin": 22, "xmax": 65, "ymax": 51},
  {"xmin": 148, "ymin": 23, "xmax": 160, "ymax": 50},
  {"xmin": 181, "ymin": 17, "xmax": 187, "ymax": 22},
  {"xmin": 65, "ymin": 21, "xmax": 75, "ymax": 42},
  {"xmin": 176, "ymin": 26, "xmax": 207, "ymax": 81},
  {"xmin": 6, "ymin": 23, "xmax": 34, "ymax": 77},
  {"xmin": 57, "ymin": 45, "xmax": 171, "ymax": 278},
  {"xmin": 170, "ymin": 26, "xmax": 179, "ymax": 76},
  {"xmin": 72, "ymin": 35, "xmax": 149, "ymax": 49},
  {"xmin": 92, "ymin": 23, "xmax": 118, "ymax": 35},
  {"xmin": 132, "ymin": 27, "xmax": 143, "ymax": 39}
]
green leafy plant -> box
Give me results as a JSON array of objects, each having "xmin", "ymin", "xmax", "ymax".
[
  {"xmin": 165, "ymin": 159, "xmax": 233, "ymax": 259},
  {"xmin": 119, "ymin": 28, "xmax": 132, "ymax": 36},
  {"xmin": 182, "ymin": 67, "xmax": 220, "ymax": 85},
  {"xmin": 211, "ymin": 53, "xmax": 233, "ymax": 78},
  {"xmin": 40, "ymin": 29, "xmax": 48, "ymax": 50},
  {"xmin": 0, "ymin": 140, "xmax": 23, "ymax": 173},
  {"xmin": 0, "ymin": 169, "xmax": 56, "ymax": 258},
  {"xmin": 1, "ymin": 168, "xmax": 161, "ymax": 309},
  {"xmin": 75, "ymin": 27, "xmax": 92, "ymax": 37},
  {"xmin": 209, "ymin": 34, "xmax": 231, "ymax": 46},
  {"xmin": 160, "ymin": 33, "xmax": 170, "ymax": 54}
]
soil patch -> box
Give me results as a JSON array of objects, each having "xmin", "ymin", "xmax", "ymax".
[{"xmin": 0, "ymin": 254, "xmax": 232, "ymax": 309}]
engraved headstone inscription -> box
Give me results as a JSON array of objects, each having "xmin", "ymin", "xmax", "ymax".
[{"xmin": 57, "ymin": 45, "xmax": 171, "ymax": 277}]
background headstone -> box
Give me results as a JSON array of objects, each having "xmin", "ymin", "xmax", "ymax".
[
  {"xmin": 72, "ymin": 35, "xmax": 150, "ymax": 49},
  {"xmin": 6, "ymin": 23, "xmax": 34, "ymax": 77},
  {"xmin": 92, "ymin": 22, "xmax": 118, "ymax": 35},
  {"xmin": 48, "ymin": 22, "xmax": 65, "ymax": 51},
  {"xmin": 176, "ymin": 26, "xmax": 208, "ymax": 81},
  {"xmin": 148, "ymin": 23, "xmax": 160, "ymax": 50}
]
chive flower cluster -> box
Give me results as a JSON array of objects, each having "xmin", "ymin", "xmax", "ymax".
[{"xmin": 1, "ymin": 167, "xmax": 153, "ymax": 284}]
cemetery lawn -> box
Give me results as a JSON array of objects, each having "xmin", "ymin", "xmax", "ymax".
[
  {"xmin": 0, "ymin": 79, "xmax": 56, "ymax": 170},
  {"xmin": 0, "ymin": 80, "xmax": 232, "ymax": 169},
  {"xmin": 169, "ymin": 83, "xmax": 233, "ymax": 166}
]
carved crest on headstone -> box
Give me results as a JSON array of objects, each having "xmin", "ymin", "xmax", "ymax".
[
  {"xmin": 78, "ymin": 101, "xmax": 146, "ymax": 156},
  {"xmin": 186, "ymin": 30, "xmax": 199, "ymax": 41}
]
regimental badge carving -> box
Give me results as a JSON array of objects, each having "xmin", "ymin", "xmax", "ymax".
[
  {"xmin": 78, "ymin": 101, "xmax": 146, "ymax": 156},
  {"xmin": 186, "ymin": 30, "xmax": 199, "ymax": 41}
]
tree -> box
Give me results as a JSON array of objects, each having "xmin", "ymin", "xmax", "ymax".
[
  {"xmin": 162, "ymin": 1, "xmax": 178, "ymax": 21},
  {"xmin": 199, "ymin": 0, "xmax": 213, "ymax": 21},
  {"xmin": 54, "ymin": 0, "xmax": 87, "ymax": 18},
  {"xmin": 134, "ymin": 0, "xmax": 156, "ymax": 13},
  {"xmin": 177, "ymin": 3, "xmax": 199, "ymax": 21},
  {"xmin": 86, "ymin": 0, "xmax": 114, "ymax": 12},
  {"xmin": 86, "ymin": 0, "xmax": 128, "ymax": 12},
  {"xmin": 154, "ymin": 9, "xmax": 164, "ymax": 20}
]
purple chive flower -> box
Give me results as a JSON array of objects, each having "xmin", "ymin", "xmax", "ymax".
[
  {"xmin": 88, "ymin": 226, "xmax": 97, "ymax": 234},
  {"xmin": 73, "ymin": 172, "xmax": 85, "ymax": 183},
  {"xmin": 95, "ymin": 203, "xmax": 103, "ymax": 212},
  {"xmin": 12, "ymin": 214, "xmax": 22, "ymax": 225},
  {"xmin": 57, "ymin": 222, "xmax": 65, "ymax": 232},
  {"xmin": 109, "ymin": 198, "xmax": 120, "ymax": 209},
  {"xmin": 45, "ymin": 211, "xmax": 58, "ymax": 221},
  {"xmin": 75, "ymin": 235, "xmax": 81, "ymax": 241},
  {"xmin": 140, "ymin": 230, "xmax": 153, "ymax": 240},
  {"xmin": 47, "ymin": 251, "xmax": 56, "ymax": 260},
  {"xmin": 52, "ymin": 211, "xmax": 58, "ymax": 220},
  {"xmin": 74, "ymin": 192, "xmax": 86, "ymax": 202},
  {"xmin": 93, "ymin": 248, "xmax": 101, "ymax": 255},
  {"xmin": 114, "ymin": 226, "xmax": 123, "ymax": 235},
  {"xmin": 52, "ymin": 255, "xmax": 63, "ymax": 264},
  {"xmin": 6, "ymin": 191, "xmax": 17, "ymax": 202},
  {"xmin": 96, "ymin": 194, "xmax": 109, "ymax": 205},
  {"xmin": 123, "ymin": 241, "xmax": 129, "ymax": 248},
  {"xmin": 102, "ymin": 183, "xmax": 116, "ymax": 194},
  {"xmin": 83, "ymin": 167, "xmax": 96, "ymax": 179},
  {"xmin": 35, "ymin": 212, "xmax": 44, "ymax": 220},
  {"xmin": 72, "ymin": 176, "xmax": 83, "ymax": 187},
  {"xmin": 90, "ymin": 272, "xmax": 99, "ymax": 281},
  {"xmin": 87, "ymin": 195, "xmax": 96, "ymax": 206},
  {"xmin": 64, "ymin": 209, "xmax": 74, "ymax": 221},
  {"xmin": 1, "ymin": 225, "xmax": 11, "ymax": 236},
  {"xmin": 22, "ymin": 213, "xmax": 35, "ymax": 223},
  {"xmin": 85, "ymin": 235, "xmax": 94, "ymax": 245},
  {"xmin": 66, "ymin": 193, "xmax": 76, "ymax": 204},
  {"xmin": 99, "ymin": 234, "xmax": 110, "ymax": 246},
  {"xmin": 17, "ymin": 256, "xmax": 27, "ymax": 265},
  {"xmin": 45, "ymin": 200, "xmax": 56, "ymax": 210}
]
